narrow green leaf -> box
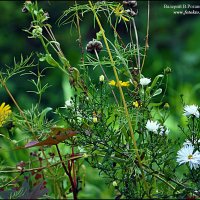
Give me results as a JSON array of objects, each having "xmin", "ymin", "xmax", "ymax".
[
  {"xmin": 147, "ymin": 74, "xmax": 164, "ymax": 94},
  {"xmin": 38, "ymin": 107, "xmax": 52, "ymax": 125},
  {"xmin": 148, "ymin": 102, "xmax": 163, "ymax": 107},
  {"xmin": 152, "ymin": 88, "xmax": 162, "ymax": 97}
]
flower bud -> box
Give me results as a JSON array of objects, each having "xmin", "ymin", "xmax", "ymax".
[
  {"xmin": 32, "ymin": 26, "xmax": 42, "ymax": 38},
  {"xmin": 93, "ymin": 117, "xmax": 98, "ymax": 123},
  {"xmin": 99, "ymin": 75, "xmax": 105, "ymax": 82},
  {"xmin": 140, "ymin": 77, "xmax": 151, "ymax": 86},
  {"xmin": 163, "ymin": 103, "xmax": 170, "ymax": 109},
  {"xmin": 164, "ymin": 67, "xmax": 172, "ymax": 74},
  {"xmin": 112, "ymin": 181, "xmax": 118, "ymax": 187}
]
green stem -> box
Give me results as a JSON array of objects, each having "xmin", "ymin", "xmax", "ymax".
[
  {"xmin": 75, "ymin": 1, "xmax": 84, "ymax": 65},
  {"xmin": 39, "ymin": 36, "xmax": 69, "ymax": 75},
  {"xmin": 132, "ymin": 18, "xmax": 141, "ymax": 73},
  {"xmin": 141, "ymin": 0, "xmax": 150, "ymax": 72},
  {"xmin": 94, "ymin": 49, "xmax": 119, "ymax": 106},
  {"xmin": 88, "ymin": 1, "xmax": 150, "ymax": 196},
  {"xmin": 39, "ymin": 36, "xmax": 49, "ymax": 54}
]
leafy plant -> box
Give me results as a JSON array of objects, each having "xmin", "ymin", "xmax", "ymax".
[{"xmin": 0, "ymin": 1, "xmax": 200, "ymax": 199}]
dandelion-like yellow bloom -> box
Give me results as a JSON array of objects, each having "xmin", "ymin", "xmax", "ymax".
[
  {"xmin": 110, "ymin": 4, "xmax": 129, "ymax": 22},
  {"xmin": 0, "ymin": 102, "xmax": 12, "ymax": 127},
  {"xmin": 109, "ymin": 80, "xmax": 130, "ymax": 87},
  {"xmin": 133, "ymin": 101, "xmax": 139, "ymax": 108}
]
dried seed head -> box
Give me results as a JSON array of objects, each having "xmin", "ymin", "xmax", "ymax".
[
  {"xmin": 123, "ymin": 0, "xmax": 138, "ymax": 17},
  {"xmin": 131, "ymin": 67, "xmax": 139, "ymax": 76},
  {"xmin": 86, "ymin": 39, "xmax": 103, "ymax": 54},
  {"xmin": 126, "ymin": 9, "xmax": 138, "ymax": 17},
  {"xmin": 123, "ymin": 1, "xmax": 137, "ymax": 8}
]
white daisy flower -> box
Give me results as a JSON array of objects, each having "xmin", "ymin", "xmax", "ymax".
[
  {"xmin": 146, "ymin": 120, "xmax": 160, "ymax": 133},
  {"xmin": 183, "ymin": 105, "xmax": 199, "ymax": 118},
  {"xmin": 177, "ymin": 145, "xmax": 200, "ymax": 170},
  {"xmin": 140, "ymin": 77, "xmax": 151, "ymax": 86}
]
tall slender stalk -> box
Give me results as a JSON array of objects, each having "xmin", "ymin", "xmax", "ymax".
[
  {"xmin": 75, "ymin": 0, "xmax": 84, "ymax": 65},
  {"xmin": 132, "ymin": 18, "xmax": 140, "ymax": 72},
  {"xmin": 141, "ymin": 0, "xmax": 150, "ymax": 72},
  {"xmin": 88, "ymin": 1, "xmax": 150, "ymax": 196}
]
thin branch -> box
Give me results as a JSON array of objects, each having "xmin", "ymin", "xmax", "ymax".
[
  {"xmin": 0, "ymin": 154, "xmax": 85, "ymax": 174},
  {"xmin": 56, "ymin": 144, "xmax": 77, "ymax": 200}
]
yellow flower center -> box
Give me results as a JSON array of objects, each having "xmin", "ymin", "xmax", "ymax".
[
  {"xmin": 110, "ymin": 4, "xmax": 129, "ymax": 22},
  {"xmin": 188, "ymin": 154, "xmax": 193, "ymax": 160}
]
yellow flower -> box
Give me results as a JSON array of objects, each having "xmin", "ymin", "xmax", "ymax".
[
  {"xmin": 109, "ymin": 80, "xmax": 130, "ymax": 87},
  {"xmin": 133, "ymin": 101, "xmax": 142, "ymax": 108},
  {"xmin": 133, "ymin": 101, "xmax": 139, "ymax": 108},
  {"xmin": 110, "ymin": 4, "xmax": 129, "ymax": 22},
  {"xmin": 120, "ymin": 81, "xmax": 130, "ymax": 87},
  {"xmin": 109, "ymin": 80, "xmax": 116, "ymax": 86},
  {"xmin": 0, "ymin": 102, "xmax": 12, "ymax": 127}
]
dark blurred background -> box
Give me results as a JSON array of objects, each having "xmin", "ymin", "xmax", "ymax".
[{"xmin": 1, "ymin": 0, "xmax": 200, "ymax": 198}]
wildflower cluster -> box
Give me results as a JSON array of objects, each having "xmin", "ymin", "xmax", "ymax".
[{"xmin": 176, "ymin": 104, "xmax": 200, "ymax": 171}]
